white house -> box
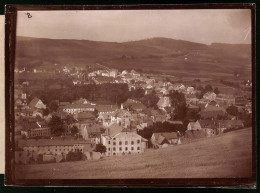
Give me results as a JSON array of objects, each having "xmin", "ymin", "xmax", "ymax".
[{"xmin": 101, "ymin": 128, "xmax": 147, "ymax": 156}]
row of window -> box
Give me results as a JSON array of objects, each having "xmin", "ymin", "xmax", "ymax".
[
  {"xmin": 108, "ymin": 146, "xmax": 140, "ymax": 151},
  {"xmin": 108, "ymin": 140, "xmax": 140, "ymax": 145}
]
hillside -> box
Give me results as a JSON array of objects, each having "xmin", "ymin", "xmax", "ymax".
[
  {"xmin": 15, "ymin": 128, "xmax": 252, "ymax": 179},
  {"xmin": 15, "ymin": 36, "xmax": 251, "ymax": 79}
]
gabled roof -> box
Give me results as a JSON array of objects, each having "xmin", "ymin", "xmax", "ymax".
[
  {"xmin": 105, "ymin": 123, "xmax": 124, "ymax": 137},
  {"xmin": 153, "ymin": 132, "xmax": 179, "ymax": 141},
  {"xmin": 113, "ymin": 130, "xmax": 141, "ymax": 139},
  {"xmin": 18, "ymin": 137, "xmax": 91, "ymax": 147},
  {"xmin": 115, "ymin": 109, "xmax": 133, "ymax": 118},
  {"xmin": 96, "ymin": 105, "xmax": 118, "ymax": 113},
  {"xmin": 128, "ymin": 103, "xmax": 146, "ymax": 110},
  {"xmin": 77, "ymin": 112, "xmax": 95, "ymax": 120},
  {"xmin": 86, "ymin": 124, "xmax": 103, "ymax": 134},
  {"xmin": 29, "ymin": 97, "xmax": 41, "ymax": 109},
  {"xmin": 63, "ymin": 103, "xmax": 95, "ymax": 109}
]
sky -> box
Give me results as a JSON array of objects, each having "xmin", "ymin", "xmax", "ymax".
[{"xmin": 16, "ymin": 9, "xmax": 251, "ymax": 45}]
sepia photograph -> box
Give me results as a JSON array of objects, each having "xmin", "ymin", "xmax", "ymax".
[{"xmin": 6, "ymin": 5, "xmax": 255, "ymax": 186}]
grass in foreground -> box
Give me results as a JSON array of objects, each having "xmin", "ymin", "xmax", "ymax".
[{"xmin": 15, "ymin": 128, "xmax": 252, "ymax": 179}]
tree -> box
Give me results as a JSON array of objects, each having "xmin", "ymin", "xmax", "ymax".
[
  {"xmin": 214, "ymin": 87, "xmax": 220, "ymax": 94},
  {"xmin": 142, "ymin": 93, "xmax": 159, "ymax": 108},
  {"xmin": 70, "ymin": 125, "xmax": 79, "ymax": 136},
  {"xmin": 169, "ymin": 91, "xmax": 188, "ymax": 120},
  {"xmin": 37, "ymin": 154, "xmax": 43, "ymax": 164},
  {"xmin": 130, "ymin": 88, "xmax": 145, "ymax": 99},
  {"xmin": 197, "ymin": 85, "xmax": 204, "ymax": 91},
  {"xmin": 48, "ymin": 115, "xmax": 65, "ymax": 136},
  {"xmin": 49, "ymin": 100, "xmax": 59, "ymax": 112},
  {"xmin": 66, "ymin": 150, "xmax": 83, "ymax": 161},
  {"xmin": 226, "ymin": 105, "xmax": 239, "ymax": 116},
  {"xmin": 43, "ymin": 108, "xmax": 50, "ymax": 116},
  {"xmin": 204, "ymin": 84, "xmax": 213, "ymax": 93},
  {"xmin": 94, "ymin": 144, "xmax": 106, "ymax": 154}
]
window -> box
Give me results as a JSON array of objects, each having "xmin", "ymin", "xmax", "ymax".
[
  {"xmin": 125, "ymin": 147, "xmax": 128, "ymax": 151},
  {"xmin": 108, "ymin": 141, "xmax": 110, "ymax": 144},
  {"xmin": 119, "ymin": 147, "xmax": 122, "ymax": 151},
  {"xmin": 131, "ymin": 147, "xmax": 134, "ymax": 151},
  {"xmin": 137, "ymin": 147, "xmax": 140, "ymax": 150},
  {"xmin": 119, "ymin": 141, "xmax": 122, "ymax": 145},
  {"xmin": 113, "ymin": 142, "xmax": 116, "ymax": 145},
  {"xmin": 108, "ymin": 148, "xmax": 110, "ymax": 151},
  {"xmin": 131, "ymin": 141, "xmax": 134, "ymax": 145},
  {"xmin": 137, "ymin": 140, "xmax": 140, "ymax": 144},
  {"xmin": 125, "ymin": 141, "xmax": 128, "ymax": 145},
  {"xmin": 113, "ymin": 147, "xmax": 116, "ymax": 151}
]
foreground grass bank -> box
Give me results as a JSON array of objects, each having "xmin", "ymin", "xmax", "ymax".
[{"xmin": 15, "ymin": 128, "xmax": 252, "ymax": 179}]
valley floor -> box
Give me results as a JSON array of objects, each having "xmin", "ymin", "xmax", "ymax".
[{"xmin": 15, "ymin": 128, "xmax": 253, "ymax": 179}]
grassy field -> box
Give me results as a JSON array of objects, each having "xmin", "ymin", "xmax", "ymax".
[{"xmin": 15, "ymin": 128, "xmax": 253, "ymax": 179}]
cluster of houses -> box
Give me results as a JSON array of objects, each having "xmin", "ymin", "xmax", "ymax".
[{"xmin": 14, "ymin": 68, "xmax": 250, "ymax": 165}]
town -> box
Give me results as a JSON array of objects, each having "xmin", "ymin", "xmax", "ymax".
[{"xmin": 14, "ymin": 65, "xmax": 252, "ymax": 164}]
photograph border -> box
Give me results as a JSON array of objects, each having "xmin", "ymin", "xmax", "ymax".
[{"xmin": 5, "ymin": 4, "xmax": 256, "ymax": 187}]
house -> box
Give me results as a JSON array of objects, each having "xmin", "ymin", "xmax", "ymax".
[
  {"xmin": 186, "ymin": 87, "xmax": 195, "ymax": 94},
  {"xmin": 205, "ymin": 100, "xmax": 219, "ymax": 108},
  {"xmin": 27, "ymin": 127, "xmax": 51, "ymax": 138},
  {"xmin": 151, "ymin": 132, "xmax": 181, "ymax": 148},
  {"xmin": 184, "ymin": 130, "xmax": 207, "ymax": 139},
  {"xmin": 101, "ymin": 128, "xmax": 147, "ymax": 156},
  {"xmin": 17, "ymin": 137, "xmax": 93, "ymax": 163},
  {"xmin": 97, "ymin": 112, "xmax": 115, "ymax": 127},
  {"xmin": 187, "ymin": 121, "xmax": 202, "ymax": 131},
  {"xmin": 143, "ymin": 108, "xmax": 167, "ymax": 123},
  {"xmin": 121, "ymin": 70, "xmax": 128, "ymax": 76},
  {"xmin": 62, "ymin": 103, "xmax": 95, "ymax": 114},
  {"xmin": 78, "ymin": 123, "xmax": 104, "ymax": 140},
  {"xmin": 111, "ymin": 109, "xmax": 134, "ymax": 128},
  {"xmin": 122, "ymin": 99, "xmax": 146, "ymax": 112},
  {"xmin": 29, "ymin": 97, "xmax": 46, "ymax": 109},
  {"xmin": 104, "ymin": 123, "xmax": 124, "ymax": 137},
  {"xmin": 172, "ymin": 83, "xmax": 185, "ymax": 91},
  {"xmin": 196, "ymin": 120, "xmax": 225, "ymax": 136},
  {"xmin": 136, "ymin": 123, "xmax": 148, "ymax": 131},
  {"xmin": 109, "ymin": 69, "xmax": 118, "ymax": 77},
  {"xmin": 157, "ymin": 96, "xmax": 171, "ymax": 109},
  {"xmin": 199, "ymin": 105, "xmax": 226, "ymax": 119},
  {"xmin": 203, "ymin": 92, "xmax": 217, "ymax": 101}
]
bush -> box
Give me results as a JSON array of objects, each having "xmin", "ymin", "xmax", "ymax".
[
  {"xmin": 66, "ymin": 150, "xmax": 83, "ymax": 162},
  {"xmin": 94, "ymin": 144, "xmax": 106, "ymax": 154}
]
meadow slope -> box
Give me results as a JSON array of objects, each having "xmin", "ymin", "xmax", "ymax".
[
  {"xmin": 15, "ymin": 128, "xmax": 253, "ymax": 179},
  {"xmin": 15, "ymin": 36, "xmax": 251, "ymax": 79}
]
